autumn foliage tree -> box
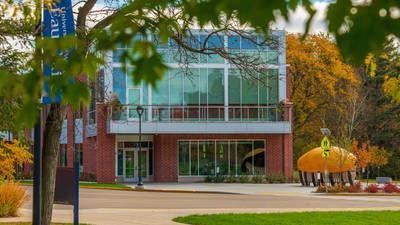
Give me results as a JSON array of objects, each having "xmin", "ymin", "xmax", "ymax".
[
  {"xmin": 287, "ymin": 33, "xmax": 359, "ymax": 164},
  {"xmin": 368, "ymin": 145, "xmax": 391, "ymax": 176},
  {"xmin": 0, "ymin": 139, "xmax": 32, "ymax": 180},
  {"xmin": 351, "ymin": 139, "xmax": 370, "ymax": 173}
]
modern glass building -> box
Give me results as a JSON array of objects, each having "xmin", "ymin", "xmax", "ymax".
[{"xmin": 57, "ymin": 30, "xmax": 292, "ymax": 183}]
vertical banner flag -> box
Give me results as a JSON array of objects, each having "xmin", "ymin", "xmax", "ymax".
[{"xmin": 42, "ymin": 0, "xmax": 76, "ymax": 104}]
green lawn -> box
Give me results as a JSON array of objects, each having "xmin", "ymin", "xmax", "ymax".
[
  {"xmin": 173, "ymin": 211, "xmax": 400, "ymax": 225},
  {"xmin": 17, "ymin": 180, "xmax": 131, "ymax": 189}
]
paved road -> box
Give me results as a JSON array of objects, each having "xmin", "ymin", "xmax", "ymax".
[{"xmin": 2, "ymin": 186, "xmax": 400, "ymax": 225}]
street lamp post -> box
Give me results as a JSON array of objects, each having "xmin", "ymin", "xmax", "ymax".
[{"xmin": 136, "ymin": 105, "xmax": 144, "ymax": 189}]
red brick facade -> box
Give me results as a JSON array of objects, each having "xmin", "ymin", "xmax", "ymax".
[
  {"xmin": 152, "ymin": 133, "xmax": 293, "ymax": 182},
  {"xmin": 45, "ymin": 66, "xmax": 294, "ymax": 184},
  {"xmin": 96, "ymin": 104, "xmax": 116, "ymax": 183}
]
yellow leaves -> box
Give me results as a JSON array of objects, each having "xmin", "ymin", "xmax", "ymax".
[
  {"xmin": 368, "ymin": 145, "xmax": 391, "ymax": 167},
  {"xmin": 365, "ymin": 53, "xmax": 377, "ymax": 77},
  {"xmin": 287, "ymin": 33, "xmax": 359, "ymax": 141},
  {"xmin": 382, "ymin": 75, "xmax": 400, "ymax": 103},
  {"xmin": 0, "ymin": 139, "xmax": 32, "ymax": 181}
]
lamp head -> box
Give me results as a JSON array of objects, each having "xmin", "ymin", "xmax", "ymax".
[{"xmin": 136, "ymin": 105, "xmax": 144, "ymax": 116}]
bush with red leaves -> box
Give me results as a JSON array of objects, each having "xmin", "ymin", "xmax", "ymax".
[
  {"xmin": 347, "ymin": 181, "xmax": 362, "ymax": 193},
  {"xmin": 364, "ymin": 184, "xmax": 380, "ymax": 193},
  {"xmin": 383, "ymin": 182, "xmax": 400, "ymax": 193}
]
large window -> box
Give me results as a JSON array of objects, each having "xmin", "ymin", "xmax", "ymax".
[
  {"xmin": 228, "ymin": 69, "xmax": 279, "ymax": 121},
  {"xmin": 178, "ymin": 140, "xmax": 265, "ymax": 176},
  {"xmin": 112, "ymin": 32, "xmax": 284, "ymax": 122}
]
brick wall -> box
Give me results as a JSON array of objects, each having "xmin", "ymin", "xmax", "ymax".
[
  {"xmin": 96, "ymin": 103, "xmax": 116, "ymax": 183},
  {"xmin": 153, "ymin": 133, "xmax": 292, "ymax": 182}
]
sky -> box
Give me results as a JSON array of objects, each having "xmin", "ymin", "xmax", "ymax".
[
  {"xmin": 86, "ymin": 0, "xmax": 334, "ymax": 34},
  {"xmin": 274, "ymin": 1, "xmax": 331, "ymax": 34}
]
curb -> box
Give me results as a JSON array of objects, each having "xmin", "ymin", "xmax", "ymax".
[
  {"xmin": 327, "ymin": 193, "xmax": 400, "ymax": 196},
  {"xmin": 20, "ymin": 183, "xmax": 237, "ymax": 194}
]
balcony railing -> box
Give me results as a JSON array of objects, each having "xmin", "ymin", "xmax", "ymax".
[{"xmin": 107, "ymin": 105, "xmax": 291, "ymax": 122}]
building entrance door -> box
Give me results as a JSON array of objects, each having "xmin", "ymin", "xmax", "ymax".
[{"xmin": 123, "ymin": 148, "xmax": 148, "ymax": 182}]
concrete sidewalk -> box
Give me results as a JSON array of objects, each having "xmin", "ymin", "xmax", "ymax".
[{"xmin": 125, "ymin": 183, "xmax": 315, "ymax": 195}]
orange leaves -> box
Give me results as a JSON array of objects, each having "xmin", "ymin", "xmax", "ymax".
[
  {"xmin": 351, "ymin": 139, "xmax": 391, "ymax": 170},
  {"xmin": 0, "ymin": 139, "xmax": 32, "ymax": 180},
  {"xmin": 351, "ymin": 139, "xmax": 369, "ymax": 169}
]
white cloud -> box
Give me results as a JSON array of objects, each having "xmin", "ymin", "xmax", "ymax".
[{"xmin": 272, "ymin": 1, "xmax": 330, "ymax": 34}]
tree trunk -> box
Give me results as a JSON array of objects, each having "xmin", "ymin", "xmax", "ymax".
[{"xmin": 41, "ymin": 103, "xmax": 67, "ymax": 225}]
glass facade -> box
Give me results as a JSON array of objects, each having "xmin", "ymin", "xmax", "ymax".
[
  {"xmin": 178, "ymin": 140, "xmax": 265, "ymax": 176},
  {"xmin": 112, "ymin": 32, "xmax": 283, "ymax": 121}
]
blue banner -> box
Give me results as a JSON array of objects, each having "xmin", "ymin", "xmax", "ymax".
[{"xmin": 42, "ymin": 0, "xmax": 75, "ymax": 104}]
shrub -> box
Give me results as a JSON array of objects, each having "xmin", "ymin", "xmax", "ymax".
[
  {"xmin": 238, "ymin": 175, "xmax": 249, "ymax": 183},
  {"xmin": 225, "ymin": 175, "xmax": 237, "ymax": 183},
  {"xmin": 383, "ymin": 182, "xmax": 400, "ymax": 193},
  {"xmin": 0, "ymin": 181, "xmax": 30, "ymax": 217},
  {"xmin": 266, "ymin": 173, "xmax": 286, "ymax": 183},
  {"xmin": 364, "ymin": 184, "xmax": 380, "ymax": 193},
  {"xmin": 314, "ymin": 184, "xmax": 348, "ymax": 193},
  {"xmin": 215, "ymin": 175, "xmax": 225, "ymax": 183},
  {"xmin": 348, "ymin": 181, "xmax": 362, "ymax": 193},
  {"xmin": 292, "ymin": 171, "xmax": 300, "ymax": 183},
  {"xmin": 204, "ymin": 176, "xmax": 213, "ymax": 183},
  {"xmin": 252, "ymin": 175, "xmax": 264, "ymax": 183}
]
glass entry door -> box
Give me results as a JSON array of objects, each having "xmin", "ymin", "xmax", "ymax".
[{"xmin": 123, "ymin": 149, "xmax": 148, "ymax": 182}]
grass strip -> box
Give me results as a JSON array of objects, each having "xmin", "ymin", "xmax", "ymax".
[{"xmin": 173, "ymin": 210, "xmax": 400, "ymax": 225}]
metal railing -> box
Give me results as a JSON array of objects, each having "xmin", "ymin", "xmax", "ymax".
[{"xmin": 108, "ymin": 105, "xmax": 291, "ymax": 122}]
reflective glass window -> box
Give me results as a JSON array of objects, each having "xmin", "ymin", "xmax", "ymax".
[
  {"xmin": 199, "ymin": 141, "xmax": 215, "ymax": 175},
  {"xmin": 237, "ymin": 141, "xmax": 253, "ymax": 175},
  {"xmin": 228, "ymin": 36, "xmax": 240, "ymax": 49},
  {"xmin": 179, "ymin": 141, "xmax": 190, "ymax": 175},
  {"xmin": 112, "ymin": 68, "xmax": 126, "ymax": 104},
  {"xmin": 170, "ymin": 69, "xmax": 183, "ymax": 105}
]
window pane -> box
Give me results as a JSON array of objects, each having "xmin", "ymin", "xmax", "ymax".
[
  {"xmin": 241, "ymin": 36, "xmax": 257, "ymax": 49},
  {"xmin": 190, "ymin": 141, "xmax": 199, "ymax": 175},
  {"xmin": 268, "ymin": 69, "xmax": 279, "ymax": 104},
  {"xmin": 128, "ymin": 89, "xmax": 140, "ymax": 119},
  {"xmin": 184, "ymin": 69, "xmax": 199, "ymax": 105},
  {"xmin": 268, "ymin": 50, "xmax": 279, "ymax": 64},
  {"xmin": 170, "ymin": 69, "xmax": 183, "ymax": 105},
  {"xmin": 127, "ymin": 68, "xmax": 134, "ymax": 87},
  {"xmin": 152, "ymin": 72, "xmax": 169, "ymax": 105},
  {"xmin": 237, "ymin": 141, "xmax": 253, "ymax": 175},
  {"xmin": 208, "ymin": 69, "xmax": 224, "ymax": 104},
  {"xmin": 207, "ymin": 36, "xmax": 224, "ymax": 63},
  {"xmin": 259, "ymin": 70, "xmax": 268, "ymax": 105},
  {"xmin": 117, "ymin": 149, "xmax": 123, "ymax": 176},
  {"xmin": 113, "ymin": 49, "xmax": 124, "ymax": 63},
  {"xmin": 200, "ymin": 69, "xmax": 207, "ymax": 105},
  {"xmin": 143, "ymin": 82, "xmax": 148, "ymax": 105},
  {"xmin": 179, "ymin": 141, "xmax": 190, "ymax": 175},
  {"xmin": 128, "ymin": 89, "xmax": 140, "ymax": 104},
  {"xmin": 199, "ymin": 141, "xmax": 215, "ymax": 176},
  {"xmin": 242, "ymin": 77, "xmax": 258, "ymax": 105},
  {"xmin": 228, "ymin": 69, "xmax": 241, "ymax": 105},
  {"xmin": 228, "ymin": 36, "xmax": 240, "ymax": 49},
  {"xmin": 112, "ymin": 68, "xmax": 126, "ymax": 104},
  {"xmin": 254, "ymin": 141, "xmax": 265, "ymax": 175},
  {"xmin": 229, "ymin": 141, "xmax": 237, "ymax": 176},
  {"xmin": 216, "ymin": 141, "xmax": 229, "ymax": 175}
]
